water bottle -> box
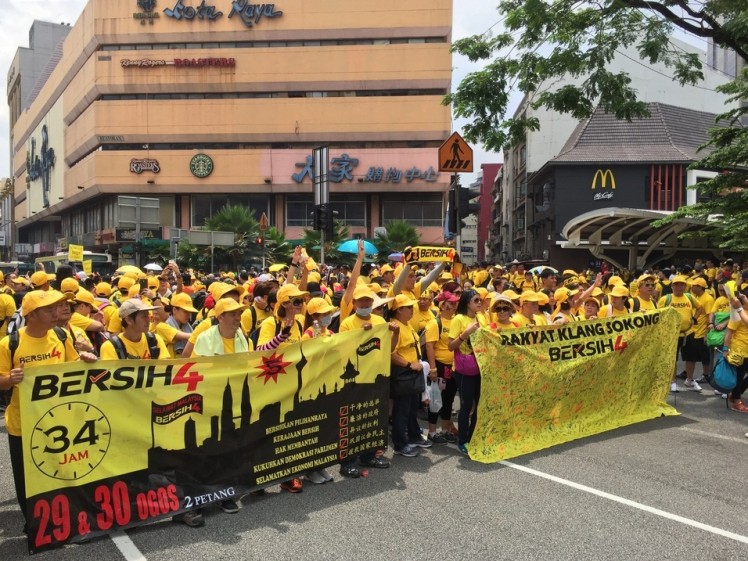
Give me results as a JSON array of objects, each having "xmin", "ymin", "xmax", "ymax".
[{"xmin": 313, "ymin": 320, "xmax": 321, "ymax": 337}]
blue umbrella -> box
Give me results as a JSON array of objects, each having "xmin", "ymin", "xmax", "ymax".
[{"xmin": 337, "ymin": 239, "xmax": 377, "ymax": 255}]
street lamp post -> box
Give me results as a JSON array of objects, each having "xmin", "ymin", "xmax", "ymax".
[{"xmin": 1, "ymin": 178, "xmax": 15, "ymax": 262}]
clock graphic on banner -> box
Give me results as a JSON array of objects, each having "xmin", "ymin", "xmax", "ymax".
[{"xmin": 30, "ymin": 402, "xmax": 112, "ymax": 481}]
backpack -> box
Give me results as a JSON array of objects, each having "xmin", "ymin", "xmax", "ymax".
[
  {"xmin": 109, "ymin": 332, "xmax": 161, "ymax": 360},
  {"xmin": 9, "ymin": 326, "xmax": 67, "ymax": 365},
  {"xmin": 6, "ymin": 309, "xmax": 24, "ymax": 336},
  {"xmin": 249, "ymin": 318, "xmax": 302, "ymax": 349},
  {"xmin": 327, "ymin": 310, "xmax": 341, "ymax": 334},
  {"xmin": 191, "ymin": 290, "xmax": 207, "ymax": 313},
  {"xmin": 664, "ymin": 293, "xmax": 697, "ymax": 308},
  {"xmin": 710, "ymin": 348, "xmax": 737, "ymax": 394},
  {"xmin": 628, "ymin": 297, "xmax": 657, "ymax": 313}
]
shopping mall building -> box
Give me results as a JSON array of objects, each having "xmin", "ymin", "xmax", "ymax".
[{"xmin": 6, "ymin": 0, "xmax": 452, "ymax": 264}]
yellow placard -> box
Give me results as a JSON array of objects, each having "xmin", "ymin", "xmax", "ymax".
[
  {"xmin": 68, "ymin": 244, "xmax": 84, "ymax": 261},
  {"xmin": 82, "ymin": 260, "xmax": 92, "ymax": 275},
  {"xmin": 403, "ymin": 245, "xmax": 459, "ymax": 263},
  {"xmin": 468, "ymin": 309, "xmax": 680, "ymax": 463}
]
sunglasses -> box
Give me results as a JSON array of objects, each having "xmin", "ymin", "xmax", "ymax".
[
  {"xmin": 471, "ymin": 298, "xmax": 482, "ymax": 303},
  {"xmin": 642, "ymin": 283, "xmax": 655, "ymax": 287},
  {"xmin": 287, "ymin": 298, "xmax": 304, "ymax": 306},
  {"xmin": 494, "ymin": 306, "xmax": 513, "ymax": 312}
]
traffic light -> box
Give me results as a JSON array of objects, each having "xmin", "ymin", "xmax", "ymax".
[
  {"xmin": 255, "ymin": 236, "xmax": 264, "ymax": 246},
  {"xmin": 447, "ymin": 186, "xmax": 457, "ymax": 236},
  {"xmin": 314, "ymin": 204, "xmax": 336, "ymax": 238},
  {"xmin": 458, "ymin": 187, "xmax": 479, "ymax": 227}
]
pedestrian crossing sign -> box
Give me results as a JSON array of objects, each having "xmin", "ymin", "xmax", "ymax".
[{"xmin": 439, "ymin": 132, "xmax": 473, "ymax": 173}]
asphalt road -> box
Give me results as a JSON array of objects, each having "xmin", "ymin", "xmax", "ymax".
[{"xmin": 2, "ymin": 371, "xmax": 748, "ymax": 561}]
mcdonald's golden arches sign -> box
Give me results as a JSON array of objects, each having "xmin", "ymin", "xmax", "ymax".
[{"xmin": 591, "ymin": 169, "xmax": 616, "ymax": 190}]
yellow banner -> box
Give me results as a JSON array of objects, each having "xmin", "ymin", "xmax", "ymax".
[
  {"xmin": 68, "ymin": 244, "xmax": 84, "ymax": 261},
  {"xmin": 403, "ymin": 245, "xmax": 458, "ymax": 263},
  {"xmin": 469, "ymin": 308, "xmax": 680, "ymax": 463},
  {"xmin": 82, "ymin": 260, "xmax": 92, "ymax": 275},
  {"xmin": 20, "ymin": 325, "xmax": 391, "ymax": 552}
]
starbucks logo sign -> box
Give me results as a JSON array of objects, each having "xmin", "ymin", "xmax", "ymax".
[{"xmin": 190, "ymin": 153, "xmax": 214, "ymax": 178}]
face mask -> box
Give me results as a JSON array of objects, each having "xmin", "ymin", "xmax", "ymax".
[
  {"xmin": 355, "ymin": 306, "xmax": 373, "ymax": 317},
  {"xmin": 320, "ymin": 315, "xmax": 333, "ymax": 327}
]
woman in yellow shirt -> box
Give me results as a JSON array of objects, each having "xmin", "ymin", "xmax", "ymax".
[
  {"xmin": 447, "ymin": 289, "xmax": 487, "ymax": 454},
  {"xmin": 426, "ymin": 291, "xmax": 459, "ymax": 444},
  {"xmin": 389, "ymin": 294, "xmax": 430, "ymax": 458}
]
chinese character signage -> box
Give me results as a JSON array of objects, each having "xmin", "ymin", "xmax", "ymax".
[{"xmin": 292, "ymin": 152, "xmax": 440, "ymax": 185}]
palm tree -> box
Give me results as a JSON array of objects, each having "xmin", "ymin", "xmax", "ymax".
[
  {"xmin": 374, "ymin": 220, "xmax": 420, "ymax": 256},
  {"xmin": 263, "ymin": 226, "xmax": 293, "ymax": 264},
  {"xmin": 302, "ymin": 220, "xmax": 350, "ymax": 264},
  {"xmin": 203, "ymin": 205, "xmax": 260, "ymax": 270}
]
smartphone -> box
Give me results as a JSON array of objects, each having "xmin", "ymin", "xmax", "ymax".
[{"xmin": 139, "ymin": 278, "xmax": 148, "ymax": 290}]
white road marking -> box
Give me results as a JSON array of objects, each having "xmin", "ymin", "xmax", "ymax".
[
  {"xmin": 502, "ymin": 461, "xmax": 748, "ymax": 545},
  {"xmin": 111, "ymin": 530, "xmax": 147, "ymax": 561},
  {"xmin": 678, "ymin": 426, "xmax": 748, "ymax": 444}
]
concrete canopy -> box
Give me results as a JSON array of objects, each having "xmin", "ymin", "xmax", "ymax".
[{"xmin": 560, "ymin": 207, "xmax": 719, "ymax": 270}]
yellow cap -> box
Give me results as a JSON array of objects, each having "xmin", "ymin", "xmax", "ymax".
[
  {"xmin": 306, "ymin": 297, "xmax": 335, "ymax": 316},
  {"xmin": 21, "ymin": 290, "xmax": 66, "ymax": 317},
  {"xmin": 214, "ymin": 297, "xmax": 247, "ymax": 316},
  {"xmin": 171, "ymin": 292, "xmax": 198, "ymax": 313},
  {"xmin": 390, "ymin": 294, "xmax": 418, "ymax": 310}
]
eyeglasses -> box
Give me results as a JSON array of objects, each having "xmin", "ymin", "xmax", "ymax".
[
  {"xmin": 642, "ymin": 283, "xmax": 655, "ymax": 287},
  {"xmin": 494, "ymin": 306, "xmax": 513, "ymax": 312},
  {"xmin": 288, "ymin": 298, "xmax": 304, "ymax": 306}
]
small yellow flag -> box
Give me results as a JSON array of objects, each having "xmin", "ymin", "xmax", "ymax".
[
  {"xmin": 69, "ymin": 244, "xmax": 84, "ymax": 261},
  {"xmin": 83, "ymin": 260, "xmax": 93, "ymax": 275}
]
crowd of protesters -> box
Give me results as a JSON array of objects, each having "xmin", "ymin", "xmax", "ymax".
[{"xmin": 2, "ymin": 247, "xmax": 748, "ymax": 530}]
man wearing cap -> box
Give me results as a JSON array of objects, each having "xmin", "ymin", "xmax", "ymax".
[
  {"xmin": 0, "ymin": 290, "xmax": 97, "ymax": 531},
  {"xmin": 156, "ymin": 293, "xmax": 198, "ymax": 357},
  {"xmin": 182, "ymin": 282, "xmax": 245, "ymax": 358},
  {"xmin": 0, "ymin": 278, "xmax": 16, "ymax": 337},
  {"xmin": 683, "ymin": 277, "xmax": 714, "ymax": 386},
  {"xmin": 100, "ymin": 299, "xmax": 168, "ymax": 360},
  {"xmin": 513, "ymin": 291, "xmax": 545, "ymax": 327},
  {"xmin": 658, "ymin": 275, "xmax": 704, "ymax": 392},
  {"xmin": 29, "ymin": 270, "xmax": 55, "ymax": 291},
  {"xmin": 241, "ymin": 281, "xmax": 276, "ymax": 340},
  {"xmin": 631, "ymin": 274, "xmax": 658, "ymax": 312},
  {"xmin": 599, "ymin": 285, "xmax": 631, "ymax": 317}
]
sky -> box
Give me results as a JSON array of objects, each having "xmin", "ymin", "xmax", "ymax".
[{"xmin": 0, "ymin": 0, "xmax": 505, "ymax": 181}]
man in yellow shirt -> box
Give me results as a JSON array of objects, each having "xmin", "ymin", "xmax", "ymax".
[
  {"xmin": 0, "ymin": 290, "xmax": 97, "ymax": 532},
  {"xmin": 657, "ymin": 275, "xmax": 704, "ymax": 392},
  {"xmin": 100, "ymin": 299, "xmax": 168, "ymax": 360},
  {"xmin": 685, "ymin": 277, "xmax": 714, "ymax": 385}
]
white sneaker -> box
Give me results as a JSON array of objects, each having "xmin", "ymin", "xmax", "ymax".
[
  {"xmin": 714, "ymin": 389, "xmax": 727, "ymax": 398},
  {"xmin": 318, "ymin": 468, "xmax": 333, "ymax": 482},
  {"xmin": 684, "ymin": 379, "xmax": 702, "ymax": 392},
  {"xmin": 670, "ymin": 382, "xmax": 679, "ymax": 393},
  {"xmin": 305, "ymin": 471, "xmax": 326, "ymax": 484}
]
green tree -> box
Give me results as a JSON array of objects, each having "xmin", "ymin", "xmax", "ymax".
[
  {"xmin": 203, "ymin": 204, "xmax": 260, "ymax": 270},
  {"xmin": 302, "ymin": 221, "xmax": 350, "ymax": 264},
  {"xmin": 447, "ymin": 0, "xmax": 748, "ymax": 248},
  {"xmin": 373, "ymin": 220, "xmax": 421, "ymax": 256},
  {"xmin": 263, "ymin": 226, "xmax": 293, "ymax": 264}
]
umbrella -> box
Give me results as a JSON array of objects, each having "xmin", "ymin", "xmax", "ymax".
[
  {"xmin": 268, "ymin": 263, "xmax": 286, "ymax": 273},
  {"xmin": 337, "ymin": 239, "xmax": 377, "ymax": 256},
  {"xmin": 115, "ymin": 265, "xmax": 143, "ymax": 275},
  {"xmin": 529, "ymin": 266, "xmax": 558, "ymax": 275},
  {"xmin": 387, "ymin": 252, "xmax": 404, "ymax": 262},
  {"xmin": 144, "ymin": 262, "xmax": 163, "ymax": 272}
]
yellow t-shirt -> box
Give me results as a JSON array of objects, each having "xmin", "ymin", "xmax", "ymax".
[
  {"xmin": 409, "ymin": 308, "xmax": 436, "ymax": 333},
  {"xmin": 70, "ymin": 311, "xmax": 95, "ymax": 332},
  {"xmin": 692, "ymin": 292, "xmax": 714, "ymax": 339},
  {"xmin": 598, "ymin": 304, "xmax": 630, "ymax": 318},
  {"xmin": 393, "ymin": 319, "xmax": 419, "ymax": 363},
  {"xmin": 0, "ymin": 327, "xmax": 80, "ymax": 436},
  {"xmin": 657, "ymin": 293, "xmax": 697, "ymax": 333},
  {"xmin": 728, "ymin": 319, "xmax": 748, "ymax": 359},
  {"xmin": 241, "ymin": 304, "xmax": 272, "ymax": 337},
  {"xmin": 100, "ymin": 332, "xmax": 169, "ymax": 360},
  {"xmin": 0, "ymin": 293, "xmax": 15, "ymax": 336},
  {"xmin": 339, "ymin": 313, "xmax": 385, "ymax": 332},
  {"xmin": 712, "ymin": 296, "xmax": 730, "ymax": 315},
  {"xmin": 256, "ymin": 315, "xmax": 304, "ymax": 349},
  {"xmin": 188, "ymin": 314, "xmax": 216, "ymax": 347},
  {"xmin": 433, "ymin": 315, "xmax": 453, "ymax": 365},
  {"xmin": 448, "ymin": 314, "xmax": 487, "ymax": 355},
  {"xmin": 154, "ymin": 321, "xmax": 179, "ymax": 359}
]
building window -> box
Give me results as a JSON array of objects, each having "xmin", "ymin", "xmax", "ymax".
[
  {"xmin": 380, "ymin": 193, "xmax": 442, "ymax": 226},
  {"xmin": 190, "ymin": 195, "xmax": 270, "ymax": 228},
  {"xmin": 286, "ymin": 195, "xmax": 367, "ymax": 228}
]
